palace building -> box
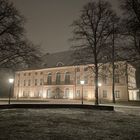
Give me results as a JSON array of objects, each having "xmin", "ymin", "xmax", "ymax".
[{"xmin": 13, "ymin": 51, "xmax": 140, "ymax": 101}]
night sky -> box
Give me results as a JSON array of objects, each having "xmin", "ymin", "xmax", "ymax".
[{"xmin": 12, "ymin": 0, "xmax": 119, "ymax": 53}]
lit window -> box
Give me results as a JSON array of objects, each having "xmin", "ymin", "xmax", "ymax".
[
  {"xmin": 76, "ymin": 90, "xmax": 80, "ymax": 97},
  {"xmin": 115, "ymin": 90, "xmax": 120, "ymax": 98},
  {"xmin": 47, "ymin": 89, "xmax": 51, "ymax": 98},
  {"xmin": 64, "ymin": 88, "xmax": 69, "ymax": 98},
  {"xmin": 84, "ymin": 75, "xmax": 88, "ymax": 84}
]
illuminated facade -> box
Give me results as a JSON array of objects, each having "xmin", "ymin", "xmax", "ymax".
[{"xmin": 13, "ymin": 59, "xmax": 139, "ymax": 101}]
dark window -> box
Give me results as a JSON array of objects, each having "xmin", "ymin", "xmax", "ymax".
[
  {"xmin": 35, "ymin": 79, "xmax": 37, "ymax": 86},
  {"xmin": 65, "ymin": 72, "xmax": 70, "ymax": 84},
  {"xmin": 56, "ymin": 72, "xmax": 61, "ymax": 84},
  {"xmin": 47, "ymin": 73, "xmax": 52, "ymax": 85},
  {"xmin": 115, "ymin": 74, "xmax": 119, "ymax": 83},
  {"xmin": 103, "ymin": 90, "xmax": 107, "ymax": 98}
]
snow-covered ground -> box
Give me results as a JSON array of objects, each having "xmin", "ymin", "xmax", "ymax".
[{"xmin": 0, "ymin": 108, "xmax": 140, "ymax": 140}]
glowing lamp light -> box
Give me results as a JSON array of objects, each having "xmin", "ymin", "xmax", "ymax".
[
  {"xmin": 9, "ymin": 78, "xmax": 14, "ymax": 83},
  {"xmin": 80, "ymin": 80, "xmax": 85, "ymax": 85},
  {"xmin": 98, "ymin": 83, "xmax": 102, "ymax": 87}
]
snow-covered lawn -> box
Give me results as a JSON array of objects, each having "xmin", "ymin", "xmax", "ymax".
[{"xmin": 0, "ymin": 108, "xmax": 140, "ymax": 140}]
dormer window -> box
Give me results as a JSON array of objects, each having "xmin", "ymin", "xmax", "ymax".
[{"xmin": 56, "ymin": 62, "xmax": 64, "ymax": 67}]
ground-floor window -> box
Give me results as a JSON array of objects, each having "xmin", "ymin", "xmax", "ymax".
[
  {"xmin": 47, "ymin": 89, "xmax": 51, "ymax": 98},
  {"xmin": 115, "ymin": 90, "xmax": 120, "ymax": 98},
  {"xmin": 64, "ymin": 88, "xmax": 69, "ymax": 98},
  {"xmin": 76, "ymin": 90, "xmax": 80, "ymax": 97},
  {"xmin": 84, "ymin": 90, "xmax": 88, "ymax": 97},
  {"xmin": 103, "ymin": 90, "xmax": 107, "ymax": 98}
]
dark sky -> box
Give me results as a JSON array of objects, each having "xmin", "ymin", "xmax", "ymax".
[{"xmin": 12, "ymin": 0, "xmax": 119, "ymax": 53}]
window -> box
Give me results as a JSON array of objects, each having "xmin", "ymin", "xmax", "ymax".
[
  {"xmin": 76, "ymin": 67, "xmax": 80, "ymax": 72},
  {"xmin": 24, "ymin": 80, "xmax": 26, "ymax": 86},
  {"xmin": 84, "ymin": 75, "xmax": 88, "ymax": 84},
  {"xmin": 40, "ymin": 72, "xmax": 43, "ymax": 75},
  {"xmin": 47, "ymin": 89, "xmax": 51, "ymax": 98},
  {"xmin": 84, "ymin": 67, "xmax": 88, "ymax": 71},
  {"xmin": 115, "ymin": 90, "xmax": 120, "ymax": 98},
  {"xmin": 47, "ymin": 73, "xmax": 52, "ymax": 85},
  {"xmin": 28, "ymin": 80, "xmax": 31, "ymax": 86},
  {"xmin": 56, "ymin": 72, "xmax": 61, "ymax": 84},
  {"xmin": 24, "ymin": 73, "xmax": 26, "ymax": 76},
  {"xmin": 76, "ymin": 90, "xmax": 80, "ymax": 97},
  {"xmin": 35, "ymin": 72, "xmax": 38, "ymax": 75},
  {"xmin": 40, "ymin": 79, "xmax": 43, "ymax": 85},
  {"xmin": 115, "ymin": 74, "xmax": 119, "ymax": 83},
  {"xmin": 64, "ymin": 88, "xmax": 69, "ymax": 98},
  {"xmin": 103, "ymin": 76, "xmax": 107, "ymax": 84},
  {"xmin": 84, "ymin": 90, "xmax": 88, "ymax": 97},
  {"xmin": 103, "ymin": 90, "xmax": 107, "ymax": 98},
  {"xmin": 77, "ymin": 76, "xmax": 80, "ymax": 84},
  {"xmin": 28, "ymin": 73, "xmax": 31, "ymax": 76},
  {"xmin": 35, "ymin": 79, "xmax": 37, "ymax": 86},
  {"xmin": 17, "ymin": 80, "xmax": 20, "ymax": 86},
  {"xmin": 65, "ymin": 72, "xmax": 70, "ymax": 84}
]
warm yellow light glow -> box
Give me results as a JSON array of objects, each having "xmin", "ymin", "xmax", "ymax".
[
  {"xmin": 98, "ymin": 83, "xmax": 102, "ymax": 87},
  {"xmin": 9, "ymin": 78, "xmax": 14, "ymax": 83},
  {"xmin": 80, "ymin": 80, "xmax": 85, "ymax": 85},
  {"xmin": 43, "ymin": 92, "xmax": 46, "ymax": 98},
  {"xmin": 69, "ymin": 92, "xmax": 73, "ymax": 99}
]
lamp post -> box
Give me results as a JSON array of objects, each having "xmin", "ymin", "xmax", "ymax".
[
  {"xmin": 98, "ymin": 82, "xmax": 102, "ymax": 104},
  {"xmin": 80, "ymin": 80, "xmax": 85, "ymax": 104},
  {"xmin": 8, "ymin": 78, "xmax": 14, "ymax": 104}
]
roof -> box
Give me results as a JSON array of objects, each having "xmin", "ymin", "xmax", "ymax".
[{"xmin": 41, "ymin": 50, "xmax": 76, "ymax": 68}]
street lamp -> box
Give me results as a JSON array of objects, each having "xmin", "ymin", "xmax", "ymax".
[
  {"xmin": 8, "ymin": 78, "xmax": 14, "ymax": 104},
  {"xmin": 98, "ymin": 82, "xmax": 102, "ymax": 104},
  {"xmin": 80, "ymin": 80, "xmax": 85, "ymax": 104}
]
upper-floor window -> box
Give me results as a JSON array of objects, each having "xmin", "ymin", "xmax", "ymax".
[
  {"xmin": 28, "ymin": 73, "xmax": 31, "ymax": 76},
  {"xmin": 47, "ymin": 73, "xmax": 52, "ymax": 85},
  {"xmin": 35, "ymin": 72, "xmax": 38, "ymax": 75},
  {"xmin": 84, "ymin": 75, "xmax": 88, "ymax": 84},
  {"xmin": 65, "ymin": 72, "xmax": 70, "ymax": 84},
  {"xmin": 76, "ymin": 67, "xmax": 80, "ymax": 72},
  {"xmin": 77, "ymin": 76, "xmax": 80, "ymax": 84},
  {"xmin": 103, "ymin": 76, "xmax": 107, "ymax": 84},
  {"xmin": 28, "ymin": 80, "xmax": 31, "ymax": 86},
  {"xmin": 115, "ymin": 74, "xmax": 119, "ymax": 83},
  {"xmin": 24, "ymin": 80, "xmax": 26, "ymax": 86},
  {"xmin": 24, "ymin": 73, "xmax": 26, "ymax": 76},
  {"xmin": 56, "ymin": 72, "xmax": 61, "ymax": 84},
  {"xmin": 40, "ymin": 79, "xmax": 43, "ymax": 85},
  {"xmin": 35, "ymin": 79, "xmax": 37, "ymax": 86},
  {"xmin": 84, "ymin": 67, "xmax": 88, "ymax": 71},
  {"xmin": 40, "ymin": 72, "xmax": 43, "ymax": 75}
]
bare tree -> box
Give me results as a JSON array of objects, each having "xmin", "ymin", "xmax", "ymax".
[
  {"xmin": 120, "ymin": 0, "xmax": 140, "ymax": 60},
  {"xmin": 71, "ymin": 0, "xmax": 119, "ymax": 105},
  {"xmin": 0, "ymin": 0, "xmax": 41, "ymax": 69}
]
